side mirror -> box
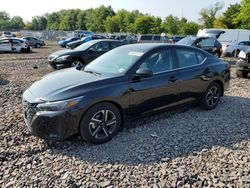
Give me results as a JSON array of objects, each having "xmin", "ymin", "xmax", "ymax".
[
  {"xmin": 88, "ymin": 48, "xmax": 95, "ymax": 53},
  {"xmin": 136, "ymin": 68, "xmax": 153, "ymax": 77}
]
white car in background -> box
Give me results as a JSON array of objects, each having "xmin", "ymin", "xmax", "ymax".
[
  {"xmin": 0, "ymin": 37, "xmax": 32, "ymax": 53},
  {"xmin": 222, "ymin": 41, "xmax": 250, "ymax": 57}
]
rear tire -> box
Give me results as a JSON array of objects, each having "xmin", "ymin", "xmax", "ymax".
[
  {"xmin": 35, "ymin": 44, "xmax": 41, "ymax": 48},
  {"xmin": 200, "ymin": 82, "xmax": 221, "ymax": 110},
  {"xmin": 80, "ymin": 103, "xmax": 121, "ymax": 144}
]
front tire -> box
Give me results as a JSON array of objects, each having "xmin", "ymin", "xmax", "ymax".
[
  {"xmin": 70, "ymin": 59, "xmax": 84, "ymax": 68},
  {"xmin": 80, "ymin": 103, "xmax": 121, "ymax": 144},
  {"xmin": 200, "ymin": 82, "xmax": 221, "ymax": 110}
]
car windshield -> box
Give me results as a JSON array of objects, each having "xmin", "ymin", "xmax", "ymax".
[
  {"xmin": 84, "ymin": 47, "xmax": 143, "ymax": 75},
  {"xmin": 74, "ymin": 41, "xmax": 95, "ymax": 51},
  {"xmin": 177, "ymin": 37, "xmax": 196, "ymax": 45}
]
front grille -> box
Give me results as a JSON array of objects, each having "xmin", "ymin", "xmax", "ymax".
[{"xmin": 22, "ymin": 99, "xmax": 38, "ymax": 129}]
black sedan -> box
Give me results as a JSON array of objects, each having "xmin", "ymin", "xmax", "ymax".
[
  {"xmin": 177, "ymin": 36, "xmax": 222, "ymax": 57},
  {"xmin": 48, "ymin": 39, "xmax": 123, "ymax": 69},
  {"xmin": 23, "ymin": 44, "xmax": 230, "ymax": 144},
  {"xmin": 66, "ymin": 35, "xmax": 107, "ymax": 49}
]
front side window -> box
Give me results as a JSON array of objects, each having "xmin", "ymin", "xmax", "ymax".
[
  {"xmin": 139, "ymin": 49, "xmax": 173, "ymax": 74},
  {"xmin": 93, "ymin": 42, "xmax": 109, "ymax": 51},
  {"xmin": 176, "ymin": 49, "xmax": 200, "ymax": 68}
]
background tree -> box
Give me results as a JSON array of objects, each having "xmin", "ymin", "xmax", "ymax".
[
  {"xmin": 221, "ymin": 3, "xmax": 241, "ymax": 29},
  {"xmin": 134, "ymin": 15, "xmax": 155, "ymax": 34},
  {"xmin": 235, "ymin": 0, "xmax": 250, "ymax": 29},
  {"xmin": 0, "ymin": 11, "xmax": 11, "ymax": 30},
  {"xmin": 10, "ymin": 16, "xmax": 24, "ymax": 30},
  {"xmin": 199, "ymin": 2, "xmax": 223, "ymax": 28},
  {"xmin": 85, "ymin": 6, "xmax": 115, "ymax": 32},
  {"xmin": 161, "ymin": 15, "xmax": 179, "ymax": 35},
  {"xmin": 180, "ymin": 22, "xmax": 200, "ymax": 35}
]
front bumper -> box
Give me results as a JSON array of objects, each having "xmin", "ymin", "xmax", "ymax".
[
  {"xmin": 23, "ymin": 99, "xmax": 81, "ymax": 140},
  {"xmin": 48, "ymin": 61, "xmax": 70, "ymax": 70}
]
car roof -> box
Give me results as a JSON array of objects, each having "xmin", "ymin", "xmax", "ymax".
[
  {"xmin": 116, "ymin": 43, "xmax": 214, "ymax": 56},
  {"xmin": 88, "ymin": 39, "xmax": 123, "ymax": 43},
  {"xmin": 0, "ymin": 37, "xmax": 23, "ymax": 41}
]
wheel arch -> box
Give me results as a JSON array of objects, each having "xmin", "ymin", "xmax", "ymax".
[{"xmin": 210, "ymin": 79, "xmax": 224, "ymax": 96}]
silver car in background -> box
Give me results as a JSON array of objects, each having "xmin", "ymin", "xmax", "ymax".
[
  {"xmin": 0, "ymin": 37, "xmax": 32, "ymax": 53},
  {"xmin": 222, "ymin": 41, "xmax": 250, "ymax": 57}
]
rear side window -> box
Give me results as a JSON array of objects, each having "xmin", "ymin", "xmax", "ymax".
[
  {"xmin": 196, "ymin": 52, "xmax": 206, "ymax": 64},
  {"xmin": 176, "ymin": 49, "xmax": 200, "ymax": 68}
]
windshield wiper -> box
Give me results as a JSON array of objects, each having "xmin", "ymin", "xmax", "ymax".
[{"xmin": 84, "ymin": 70, "xmax": 101, "ymax": 75}]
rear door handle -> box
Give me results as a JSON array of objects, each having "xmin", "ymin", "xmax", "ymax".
[{"xmin": 169, "ymin": 76, "xmax": 177, "ymax": 82}]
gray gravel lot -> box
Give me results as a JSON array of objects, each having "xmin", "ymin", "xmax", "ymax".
[{"xmin": 0, "ymin": 44, "xmax": 249, "ymax": 187}]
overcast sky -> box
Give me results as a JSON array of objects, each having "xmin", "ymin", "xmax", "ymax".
[{"xmin": 1, "ymin": 0, "xmax": 241, "ymax": 22}]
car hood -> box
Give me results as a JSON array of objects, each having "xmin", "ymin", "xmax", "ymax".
[
  {"xmin": 50, "ymin": 49, "xmax": 73, "ymax": 56},
  {"xmin": 24, "ymin": 68, "xmax": 110, "ymax": 102}
]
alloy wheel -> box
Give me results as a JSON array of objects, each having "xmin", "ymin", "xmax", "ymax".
[
  {"xmin": 71, "ymin": 61, "xmax": 83, "ymax": 67},
  {"xmin": 89, "ymin": 110, "xmax": 117, "ymax": 139},
  {"xmin": 206, "ymin": 86, "xmax": 220, "ymax": 107}
]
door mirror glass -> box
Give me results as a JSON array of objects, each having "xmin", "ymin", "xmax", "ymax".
[{"xmin": 136, "ymin": 68, "xmax": 153, "ymax": 77}]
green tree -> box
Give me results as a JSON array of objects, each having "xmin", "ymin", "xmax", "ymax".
[
  {"xmin": 235, "ymin": 0, "xmax": 250, "ymax": 29},
  {"xmin": 46, "ymin": 12, "xmax": 60, "ymax": 30},
  {"xmin": 10, "ymin": 16, "xmax": 24, "ymax": 30},
  {"xmin": 180, "ymin": 22, "xmax": 199, "ymax": 35},
  {"xmin": 134, "ymin": 15, "xmax": 155, "ymax": 34},
  {"xmin": 161, "ymin": 15, "xmax": 180, "ymax": 34},
  {"xmin": 30, "ymin": 16, "xmax": 47, "ymax": 30},
  {"xmin": 0, "ymin": 11, "xmax": 11, "ymax": 30},
  {"xmin": 222, "ymin": 3, "xmax": 241, "ymax": 29},
  {"xmin": 85, "ymin": 6, "xmax": 115, "ymax": 32},
  {"xmin": 199, "ymin": 2, "xmax": 223, "ymax": 28},
  {"xmin": 105, "ymin": 16, "xmax": 120, "ymax": 33}
]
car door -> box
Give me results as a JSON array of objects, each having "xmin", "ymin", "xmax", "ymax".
[
  {"xmin": 0, "ymin": 39, "xmax": 11, "ymax": 52},
  {"xmin": 87, "ymin": 41, "xmax": 110, "ymax": 62},
  {"xmin": 174, "ymin": 47, "xmax": 209, "ymax": 104},
  {"xmin": 129, "ymin": 48, "xmax": 180, "ymax": 116},
  {"xmin": 12, "ymin": 39, "xmax": 23, "ymax": 52}
]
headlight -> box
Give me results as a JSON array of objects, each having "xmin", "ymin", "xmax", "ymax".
[
  {"xmin": 238, "ymin": 51, "xmax": 246, "ymax": 59},
  {"xmin": 55, "ymin": 55, "xmax": 70, "ymax": 62},
  {"xmin": 37, "ymin": 96, "xmax": 83, "ymax": 111}
]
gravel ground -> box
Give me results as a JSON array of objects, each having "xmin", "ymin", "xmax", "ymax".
[{"xmin": 0, "ymin": 44, "xmax": 249, "ymax": 187}]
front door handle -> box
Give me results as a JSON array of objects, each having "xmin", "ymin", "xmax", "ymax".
[{"xmin": 169, "ymin": 76, "xmax": 177, "ymax": 82}]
